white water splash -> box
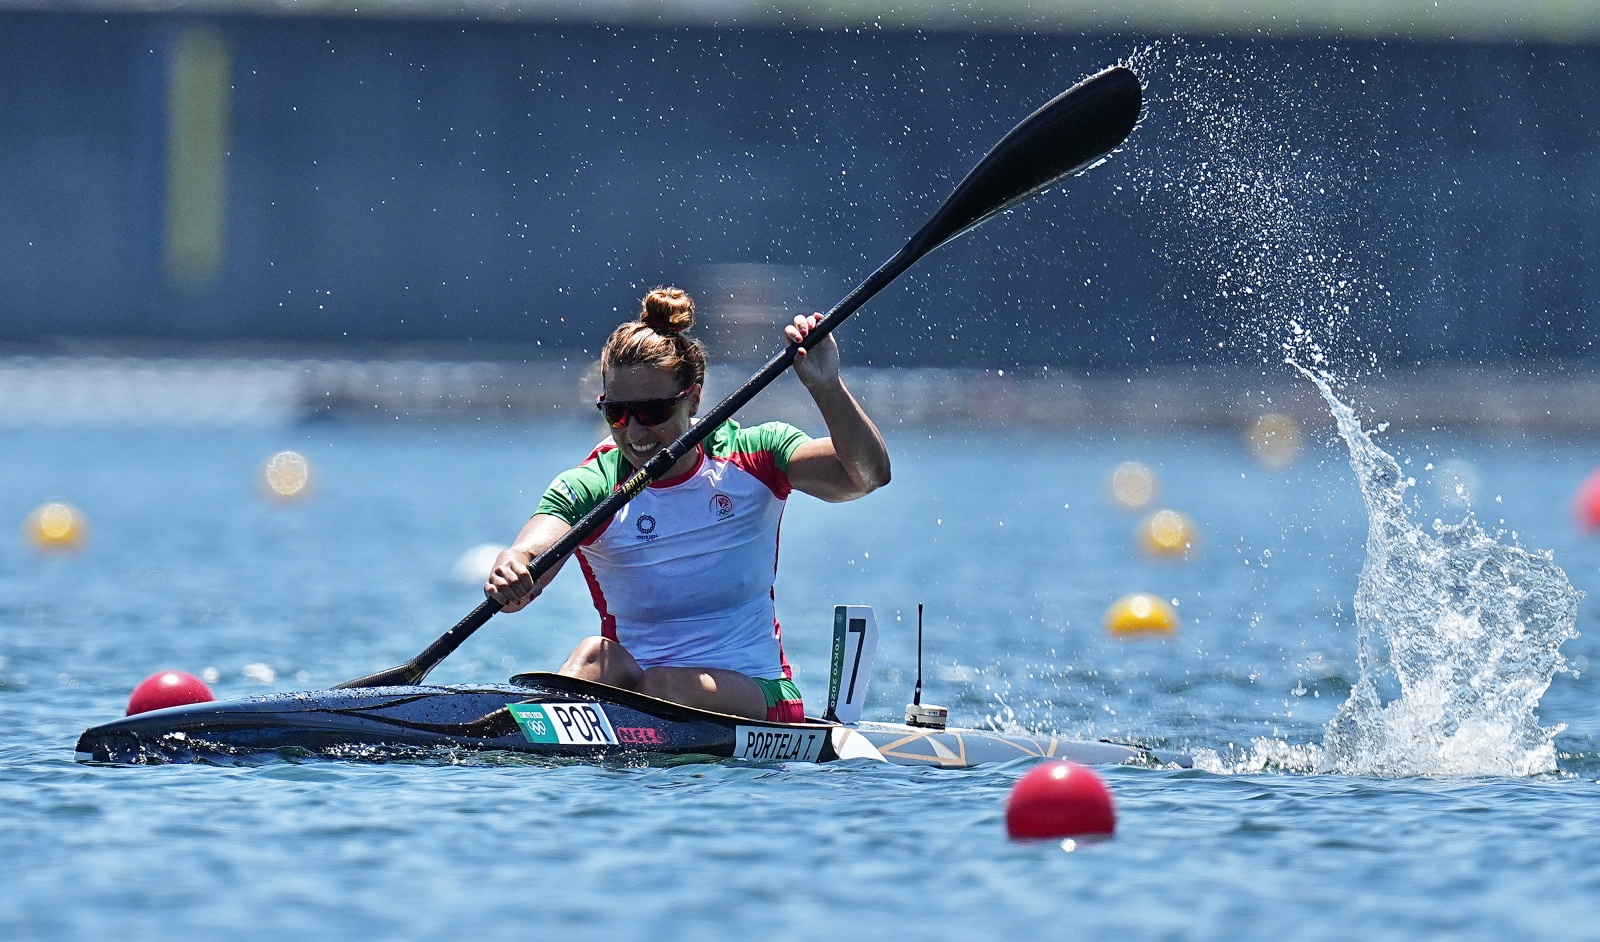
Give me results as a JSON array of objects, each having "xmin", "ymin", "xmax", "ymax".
[
  {"xmin": 1302, "ymin": 364, "xmax": 1579, "ymax": 777},
  {"xmin": 1131, "ymin": 45, "xmax": 1580, "ymax": 777},
  {"xmin": 1193, "ymin": 738, "xmax": 1322, "ymax": 776}
]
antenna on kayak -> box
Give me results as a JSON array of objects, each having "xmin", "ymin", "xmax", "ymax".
[
  {"xmin": 913, "ymin": 603, "xmax": 924, "ymax": 707},
  {"xmin": 905, "ymin": 602, "xmax": 948, "ymax": 729}
]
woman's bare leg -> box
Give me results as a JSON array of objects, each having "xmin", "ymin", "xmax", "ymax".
[
  {"xmin": 560, "ymin": 641, "xmax": 769, "ymax": 719},
  {"xmin": 635, "ymin": 666, "xmax": 769, "ymax": 720}
]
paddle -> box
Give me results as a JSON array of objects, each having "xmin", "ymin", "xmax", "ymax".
[{"xmin": 336, "ymin": 64, "xmax": 1143, "ymax": 689}]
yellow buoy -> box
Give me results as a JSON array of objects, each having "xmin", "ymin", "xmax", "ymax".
[
  {"xmin": 1139, "ymin": 509, "xmax": 1198, "ymax": 559},
  {"xmin": 1109, "ymin": 461, "xmax": 1156, "ymax": 511},
  {"xmin": 262, "ymin": 450, "xmax": 312, "ymax": 501},
  {"xmin": 25, "ymin": 501, "xmax": 88, "ymax": 553},
  {"xmin": 1247, "ymin": 413, "xmax": 1303, "ymax": 468},
  {"xmin": 1104, "ymin": 593, "xmax": 1178, "ymax": 638}
]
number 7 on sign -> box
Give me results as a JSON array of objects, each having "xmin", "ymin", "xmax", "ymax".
[{"xmin": 825, "ymin": 605, "xmax": 878, "ymax": 724}]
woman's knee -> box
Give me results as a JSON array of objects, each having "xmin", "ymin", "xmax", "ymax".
[
  {"xmin": 559, "ymin": 636, "xmax": 638, "ymax": 684},
  {"xmin": 564, "ymin": 636, "xmax": 611, "ymax": 664}
]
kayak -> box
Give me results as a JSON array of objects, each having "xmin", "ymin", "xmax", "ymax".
[{"xmin": 75, "ymin": 671, "xmax": 1191, "ymax": 769}]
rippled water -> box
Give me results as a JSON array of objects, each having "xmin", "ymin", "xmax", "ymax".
[{"xmin": 4, "ymin": 414, "xmax": 1600, "ymax": 939}]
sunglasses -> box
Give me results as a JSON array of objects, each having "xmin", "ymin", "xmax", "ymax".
[{"xmin": 595, "ymin": 386, "xmax": 694, "ymax": 429}]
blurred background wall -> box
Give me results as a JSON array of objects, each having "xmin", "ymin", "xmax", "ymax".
[{"xmin": 1, "ymin": 3, "xmax": 1597, "ymax": 370}]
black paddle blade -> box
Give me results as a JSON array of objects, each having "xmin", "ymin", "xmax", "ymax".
[{"xmin": 904, "ymin": 65, "xmax": 1142, "ymax": 260}]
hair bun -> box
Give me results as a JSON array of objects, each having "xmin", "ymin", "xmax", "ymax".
[{"xmin": 640, "ymin": 286, "xmax": 695, "ymax": 336}]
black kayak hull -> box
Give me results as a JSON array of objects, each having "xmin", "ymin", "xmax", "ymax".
[{"xmin": 75, "ymin": 672, "xmax": 1190, "ymax": 769}]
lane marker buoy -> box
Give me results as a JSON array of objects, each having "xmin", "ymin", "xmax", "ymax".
[
  {"xmin": 242, "ymin": 662, "xmax": 277, "ymax": 684},
  {"xmin": 1105, "ymin": 593, "xmax": 1179, "ymax": 638},
  {"xmin": 127, "ymin": 671, "xmax": 215, "ymax": 715},
  {"xmin": 454, "ymin": 543, "xmax": 508, "ymax": 586},
  {"xmin": 1006, "ymin": 760, "xmax": 1116, "ymax": 841},
  {"xmin": 24, "ymin": 498, "xmax": 88, "ymax": 550},
  {"xmin": 24, "ymin": 502, "xmax": 88, "ymax": 553},
  {"xmin": 1109, "ymin": 461, "xmax": 1156, "ymax": 511},
  {"xmin": 1138, "ymin": 508, "xmax": 1198, "ymax": 560},
  {"xmin": 1247, "ymin": 413, "xmax": 1303, "ymax": 468},
  {"xmin": 1574, "ymin": 468, "xmax": 1600, "ymax": 532},
  {"xmin": 262, "ymin": 450, "xmax": 312, "ymax": 501}
]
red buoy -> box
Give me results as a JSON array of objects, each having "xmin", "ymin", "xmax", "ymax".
[
  {"xmin": 127, "ymin": 671, "xmax": 215, "ymax": 716},
  {"xmin": 1575, "ymin": 469, "xmax": 1600, "ymax": 533},
  {"xmin": 1005, "ymin": 761, "xmax": 1116, "ymax": 840}
]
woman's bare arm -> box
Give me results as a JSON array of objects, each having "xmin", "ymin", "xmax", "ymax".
[
  {"xmin": 782, "ymin": 313, "xmax": 891, "ymax": 502},
  {"xmin": 485, "ymin": 513, "xmax": 574, "ymax": 612}
]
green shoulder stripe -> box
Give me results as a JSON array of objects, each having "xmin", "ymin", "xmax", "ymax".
[
  {"xmin": 706, "ymin": 419, "xmax": 812, "ymax": 473},
  {"xmin": 535, "ymin": 446, "xmax": 627, "ymax": 525}
]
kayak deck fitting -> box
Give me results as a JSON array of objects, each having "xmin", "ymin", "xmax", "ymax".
[{"xmin": 74, "ymin": 671, "xmax": 1191, "ymax": 768}]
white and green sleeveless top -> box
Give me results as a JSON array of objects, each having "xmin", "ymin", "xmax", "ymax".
[{"xmin": 536, "ymin": 420, "xmax": 811, "ymax": 680}]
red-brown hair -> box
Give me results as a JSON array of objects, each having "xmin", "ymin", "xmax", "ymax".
[{"xmin": 599, "ymin": 286, "xmax": 707, "ymax": 390}]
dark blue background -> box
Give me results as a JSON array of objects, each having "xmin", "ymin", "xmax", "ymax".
[{"xmin": 2, "ymin": 11, "xmax": 1595, "ymax": 367}]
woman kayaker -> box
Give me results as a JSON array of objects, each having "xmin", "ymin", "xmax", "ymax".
[{"xmin": 485, "ymin": 286, "xmax": 890, "ymax": 721}]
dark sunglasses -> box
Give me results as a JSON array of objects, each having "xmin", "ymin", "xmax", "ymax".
[{"xmin": 595, "ymin": 386, "xmax": 694, "ymax": 429}]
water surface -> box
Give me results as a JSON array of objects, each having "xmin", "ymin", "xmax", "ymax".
[{"xmin": 4, "ymin": 417, "xmax": 1599, "ymax": 939}]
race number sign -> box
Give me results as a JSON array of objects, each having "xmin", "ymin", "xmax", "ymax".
[{"xmin": 824, "ymin": 604, "xmax": 878, "ymax": 724}]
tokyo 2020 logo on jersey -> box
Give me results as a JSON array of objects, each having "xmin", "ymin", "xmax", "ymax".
[
  {"xmin": 711, "ymin": 494, "xmax": 734, "ymax": 518},
  {"xmin": 635, "ymin": 514, "xmax": 657, "ymax": 541}
]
